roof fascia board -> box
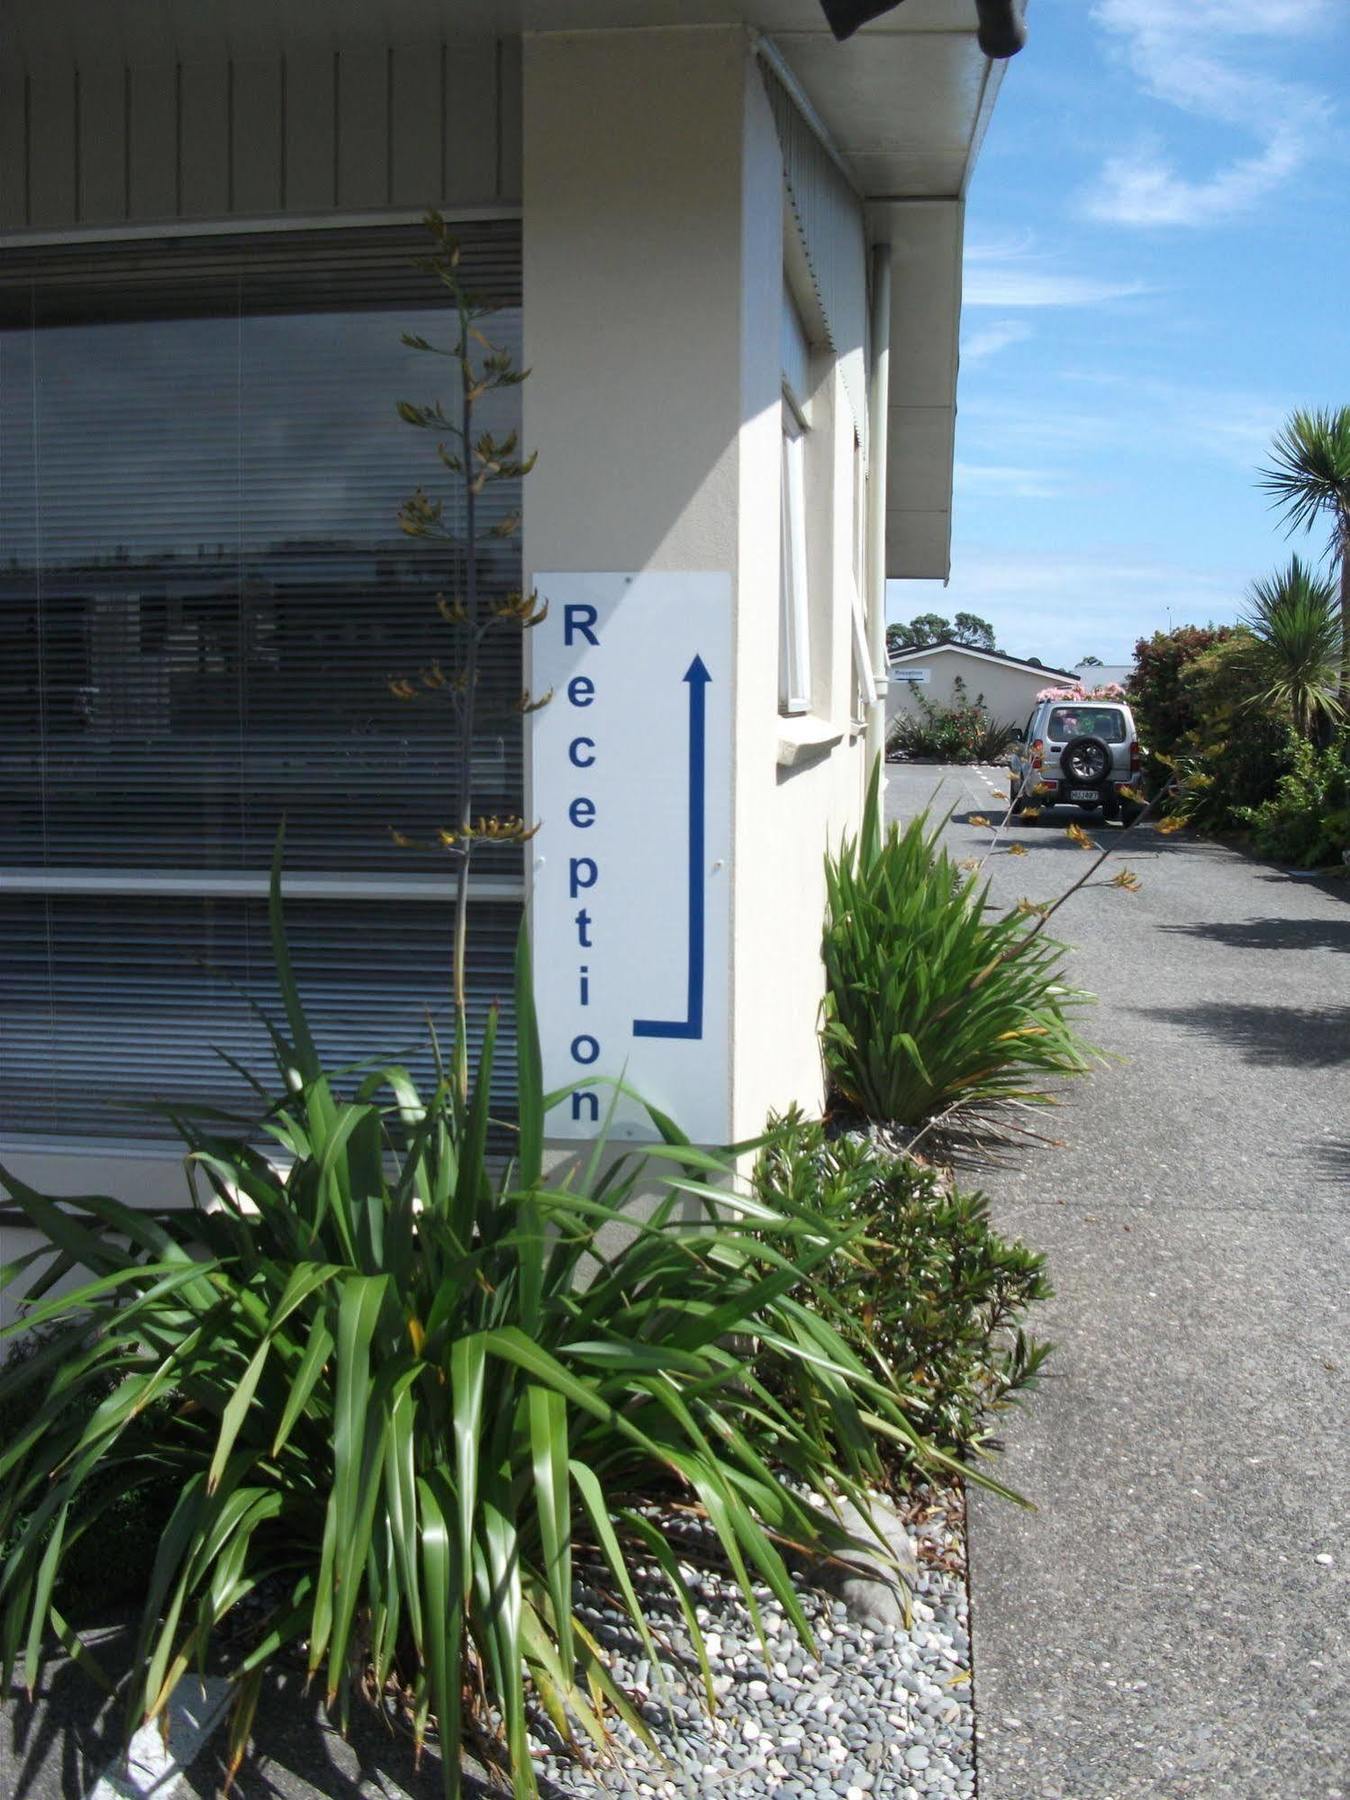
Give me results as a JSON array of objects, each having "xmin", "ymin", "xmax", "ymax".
[{"xmin": 887, "ymin": 642, "xmax": 1078, "ymax": 680}]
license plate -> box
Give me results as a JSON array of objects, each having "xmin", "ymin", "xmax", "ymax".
[{"xmin": 1069, "ymin": 788, "xmax": 1100, "ymax": 803}]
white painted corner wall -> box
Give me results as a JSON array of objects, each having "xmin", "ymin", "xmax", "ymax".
[{"xmin": 522, "ymin": 26, "xmax": 866, "ymax": 1149}]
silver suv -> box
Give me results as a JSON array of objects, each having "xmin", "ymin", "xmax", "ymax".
[{"xmin": 1009, "ymin": 698, "xmax": 1143, "ymax": 824}]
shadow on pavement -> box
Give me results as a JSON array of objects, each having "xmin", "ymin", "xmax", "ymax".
[
  {"xmin": 1307, "ymin": 1139, "xmax": 1350, "ymax": 1187},
  {"xmin": 1252, "ymin": 866, "xmax": 1350, "ymax": 904},
  {"xmin": 5, "ymin": 1639, "xmax": 580, "ymax": 1800},
  {"xmin": 1134, "ymin": 999, "xmax": 1350, "ymax": 1069},
  {"xmin": 1156, "ymin": 915, "xmax": 1350, "ymax": 954},
  {"xmin": 993, "ymin": 822, "xmax": 1212, "ymax": 855},
  {"xmin": 4, "ymin": 1615, "xmax": 137, "ymax": 1800},
  {"xmin": 184, "ymin": 1665, "xmax": 507, "ymax": 1800}
]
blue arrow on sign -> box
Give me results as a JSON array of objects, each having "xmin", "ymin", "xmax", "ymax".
[{"xmin": 633, "ymin": 654, "xmax": 709, "ymax": 1041}]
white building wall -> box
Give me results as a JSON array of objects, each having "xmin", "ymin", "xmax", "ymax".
[
  {"xmin": 886, "ymin": 646, "xmax": 1053, "ymax": 733},
  {"xmin": 731, "ymin": 58, "xmax": 868, "ymax": 1141},
  {"xmin": 522, "ymin": 27, "xmax": 866, "ymax": 1147}
]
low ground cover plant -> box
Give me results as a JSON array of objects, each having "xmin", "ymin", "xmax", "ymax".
[
  {"xmin": 0, "ymin": 865, "xmax": 949, "ymax": 1800},
  {"xmin": 821, "ymin": 775, "xmax": 1096, "ymax": 1133},
  {"xmin": 1239, "ymin": 728, "xmax": 1350, "ymax": 867},
  {"xmin": 755, "ymin": 1117, "xmax": 1052, "ymax": 1465},
  {"xmin": 887, "ymin": 677, "xmax": 1016, "ymax": 764}
]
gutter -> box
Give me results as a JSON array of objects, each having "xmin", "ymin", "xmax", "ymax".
[{"xmin": 819, "ymin": 0, "xmax": 1027, "ymax": 58}]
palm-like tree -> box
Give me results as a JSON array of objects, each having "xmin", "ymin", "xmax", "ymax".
[
  {"xmin": 1240, "ymin": 555, "xmax": 1344, "ymax": 740},
  {"xmin": 1258, "ymin": 406, "xmax": 1350, "ymax": 699}
]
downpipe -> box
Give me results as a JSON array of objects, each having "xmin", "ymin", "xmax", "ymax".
[{"xmin": 864, "ymin": 243, "xmax": 892, "ymax": 826}]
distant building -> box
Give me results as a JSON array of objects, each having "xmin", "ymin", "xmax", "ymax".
[
  {"xmin": 887, "ymin": 643, "xmax": 1080, "ymax": 734},
  {"xmin": 1074, "ymin": 663, "xmax": 1133, "ymax": 690}
]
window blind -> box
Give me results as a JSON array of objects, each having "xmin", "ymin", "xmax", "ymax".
[{"xmin": 0, "ymin": 223, "xmax": 524, "ymax": 1141}]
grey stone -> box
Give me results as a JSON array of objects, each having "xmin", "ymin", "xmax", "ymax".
[{"xmin": 801, "ymin": 1496, "xmax": 921, "ymax": 1632}]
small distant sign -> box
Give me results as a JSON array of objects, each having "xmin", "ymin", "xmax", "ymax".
[{"xmin": 891, "ymin": 667, "xmax": 930, "ymax": 685}]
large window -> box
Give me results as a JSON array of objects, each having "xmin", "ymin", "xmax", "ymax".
[{"xmin": 0, "ymin": 224, "xmax": 523, "ymax": 1141}]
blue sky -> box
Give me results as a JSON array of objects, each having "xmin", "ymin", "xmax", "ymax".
[{"xmin": 890, "ymin": 0, "xmax": 1349, "ymax": 671}]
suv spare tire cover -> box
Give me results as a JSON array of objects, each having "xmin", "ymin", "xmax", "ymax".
[{"xmin": 1061, "ymin": 734, "xmax": 1112, "ymax": 785}]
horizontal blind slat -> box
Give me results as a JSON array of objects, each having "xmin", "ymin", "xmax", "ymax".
[{"xmin": 1, "ymin": 223, "xmax": 524, "ymax": 1141}]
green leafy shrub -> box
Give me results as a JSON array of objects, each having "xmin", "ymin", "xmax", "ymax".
[
  {"xmin": 1127, "ymin": 624, "xmax": 1235, "ymax": 795},
  {"xmin": 0, "ymin": 863, "xmax": 934, "ymax": 1799},
  {"xmin": 0, "ymin": 1325, "xmax": 179, "ymax": 1619},
  {"xmin": 1240, "ymin": 729, "xmax": 1350, "ymax": 867},
  {"xmin": 821, "ymin": 786, "xmax": 1096, "ymax": 1129},
  {"xmin": 1164, "ymin": 633, "xmax": 1289, "ymax": 831},
  {"xmin": 886, "ymin": 677, "xmax": 1016, "ymax": 764},
  {"xmin": 755, "ymin": 1118, "xmax": 1053, "ymax": 1462}
]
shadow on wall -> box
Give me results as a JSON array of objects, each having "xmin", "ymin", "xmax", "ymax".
[
  {"xmin": 1134, "ymin": 1000, "xmax": 1350, "ymax": 1070},
  {"xmin": 1157, "ymin": 917, "xmax": 1350, "ymax": 955}
]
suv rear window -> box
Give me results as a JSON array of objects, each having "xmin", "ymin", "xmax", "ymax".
[{"xmin": 1047, "ymin": 706, "xmax": 1127, "ymax": 742}]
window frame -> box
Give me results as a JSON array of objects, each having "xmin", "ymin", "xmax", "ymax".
[
  {"xmin": 778, "ymin": 401, "xmax": 812, "ymax": 717},
  {"xmin": 0, "ymin": 217, "xmax": 525, "ymax": 1152}
]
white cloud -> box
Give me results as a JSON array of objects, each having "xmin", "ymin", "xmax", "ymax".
[
  {"xmin": 1084, "ymin": 0, "xmax": 1336, "ymax": 226},
  {"xmin": 953, "ymin": 461, "xmax": 1070, "ymax": 502},
  {"xmin": 1060, "ymin": 373, "xmax": 1289, "ymax": 471},
  {"xmin": 958, "ymin": 375, "xmax": 1291, "ymax": 476},
  {"xmin": 964, "ymin": 239, "xmax": 1148, "ymax": 307},
  {"xmin": 961, "ymin": 319, "xmax": 1034, "ymax": 365},
  {"xmin": 889, "ymin": 547, "xmax": 1245, "ymax": 668}
]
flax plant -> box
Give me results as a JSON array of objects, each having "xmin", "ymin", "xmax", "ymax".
[
  {"xmin": 821, "ymin": 767, "xmax": 1097, "ymax": 1131},
  {"xmin": 0, "ymin": 848, "xmax": 964, "ymax": 1797},
  {"xmin": 392, "ymin": 211, "xmax": 548, "ymax": 1097}
]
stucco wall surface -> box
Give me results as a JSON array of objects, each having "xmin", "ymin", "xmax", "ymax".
[
  {"xmin": 523, "ymin": 26, "xmax": 866, "ymax": 1148},
  {"xmin": 887, "ymin": 647, "xmax": 1052, "ymax": 734}
]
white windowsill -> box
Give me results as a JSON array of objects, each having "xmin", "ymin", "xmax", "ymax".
[{"xmin": 776, "ymin": 714, "xmax": 844, "ymax": 769}]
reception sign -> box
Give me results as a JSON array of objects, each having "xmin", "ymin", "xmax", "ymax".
[{"xmin": 529, "ymin": 572, "xmax": 732, "ymax": 1142}]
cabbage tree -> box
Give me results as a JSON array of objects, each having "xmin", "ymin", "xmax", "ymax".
[
  {"xmin": 1239, "ymin": 557, "xmax": 1343, "ymax": 741},
  {"xmin": 1259, "ymin": 407, "xmax": 1350, "ymax": 701}
]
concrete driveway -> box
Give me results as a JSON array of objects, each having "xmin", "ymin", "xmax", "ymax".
[{"xmin": 883, "ymin": 761, "xmax": 1349, "ymax": 1800}]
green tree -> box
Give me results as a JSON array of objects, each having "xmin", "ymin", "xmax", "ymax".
[
  {"xmin": 1239, "ymin": 554, "xmax": 1344, "ymax": 741},
  {"xmin": 1258, "ymin": 406, "xmax": 1350, "ymax": 700},
  {"xmin": 887, "ymin": 611, "xmax": 998, "ymax": 654},
  {"xmin": 1127, "ymin": 624, "xmax": 1234, "ymax": 778},
  {"xmin": 952, "ymin": 611, "xmax": 997, "ymax": 651},
  {"xmin": 1172, "ymin": 630, "xmax": 1288, "ymax": 828}
]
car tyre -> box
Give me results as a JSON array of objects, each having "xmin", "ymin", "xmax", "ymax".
[
  {"xmin": 1061, "ymin": 733, "xmax": 1113, "ymax": 787},
  {"xmin": 1009, "ymin": 778, "xmax": 1026, "ymax": 818}
]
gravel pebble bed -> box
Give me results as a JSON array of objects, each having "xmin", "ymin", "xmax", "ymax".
[{"xmin": 527, "ymin": 1484, "xmax": 974, "ymax": 1800}]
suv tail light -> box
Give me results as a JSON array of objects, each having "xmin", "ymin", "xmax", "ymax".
[
  {"xmin": 1031, "ymin": 738, "xmax": 1044, "ymax": 770},
  {"xmin": 1129, "ymin": 738, "xmax": 1140, "ymax": 773}
]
